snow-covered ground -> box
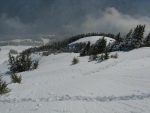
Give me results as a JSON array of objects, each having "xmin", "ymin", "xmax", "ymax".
[
  {"xmin": 0, "ymin": 46, "xmax": 150, "ymax": 113},
  {"xmin": 69, "ymin": 36, "xmax": 115, "ymax": 46}
]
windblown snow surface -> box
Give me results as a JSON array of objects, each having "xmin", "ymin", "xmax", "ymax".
[{"xmin": 0, "ymin": 46, "xmax": 150, "ymax": 113}]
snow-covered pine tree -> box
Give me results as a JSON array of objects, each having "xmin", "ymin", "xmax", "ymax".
[
  {"xmin": 125, "ymin": 25, "xmax": 145, "ymax": 50},
  {"xmin": 110, "ymin": 32, "xmax": 123, "ymax": 51}
]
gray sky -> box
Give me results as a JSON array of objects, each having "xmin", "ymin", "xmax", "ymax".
[{"xmin": 0, "ymin": 0, "xmax": 150, "ymax": 40}]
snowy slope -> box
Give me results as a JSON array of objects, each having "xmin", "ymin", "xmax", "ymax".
[
  {"xmin": 69, "ymin": 36, "xmax": 115, "ymax": 45},
  {"xmin": 0, "ymin": 46, "xmax": 150, "ymax": 113}
]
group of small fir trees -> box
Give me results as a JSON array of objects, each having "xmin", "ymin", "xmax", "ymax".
[
  {"xmin": 0, "ymin": 50, "xmax": 39, "ymax": 95},
  {"xmin": 110, "ymin": 25, "xmax": 149, "ymax": 51},
  {"xmin": 0, "ymin": 73, "xmax": 22, "ymax": 95},
  {"xmin": 73, "ymin": 24, "xmax": 150, "ymax": 64},
  {"xmin": 8, "ymin": 52, "xmax": 39, "ymax": 73}
]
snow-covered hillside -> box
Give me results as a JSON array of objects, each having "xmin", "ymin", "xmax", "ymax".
[
  {"xmin": 0, "ymin": 46, "xmax": 150, "ymax": 113},
  {"xmin": 69, "ymin": 36, "xmax": 115, "ymax": 46}
]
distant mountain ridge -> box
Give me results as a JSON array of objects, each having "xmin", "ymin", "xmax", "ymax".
[{"xmin": 0, "ymin": 38, "xmax": 57, "ymax": 46}]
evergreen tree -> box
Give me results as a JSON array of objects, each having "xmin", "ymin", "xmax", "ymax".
[
  {"xmin": 132, "ymin": 25, "xmax": 145, "ymax": 48},
  {"xmin": 104, "ymin": 49, "xmax": 109, "ymax": 60},
  {"xmin": 126, "ymin": 29, "xmax": 133, "ymax": 39},
  {"xmin": 94, "ymin": 37, "xmax": 106, "ymax": 54},
  {"xmin": 0, "ymin": 76, "xmax": 9, "ymax": 94},
  {"xmin": 8, "ymin": 53, "xmax": 14, "ymax": 67},
  {"xmin": 124, "ymin": 25, "xmax": 145, "ymax": 50},
  {"xmin": 110, "ymin": 32, "xmax": 123, "ymax": 51},
  {"xmin": 8, "ymin": 53, "xmax": 38, "ymax": 73},
  {"xmin": 72, "ymin": 57, "xmax": 79, "ymax": 65},
  {"xmin": 80, "ymin": 41, "xmax": 90, "ymax": 56},
  {"xmin": 115, "ymin": 32, "xmax": 122, "ymax": 42},
  {"xmin": 88, "ymin": 37, "xmax": 107, "ymax": 55},
  {"xmin": 11, "ymin": 73, "xmax": 22, "ymax": 84},
  {"xmin": 144, "ymin": 33, "xmax": 150, "ymax": 47},
  {"xmin": 88, "ymin": 45, "xmax": 96, "ymax": 55}
]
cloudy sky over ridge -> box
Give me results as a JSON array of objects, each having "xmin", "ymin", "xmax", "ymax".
[{"xmin": 0, "ymin": 0, "xmax": 150, "ymax": 39}]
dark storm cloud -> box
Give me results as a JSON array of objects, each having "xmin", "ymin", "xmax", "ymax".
[
  {"xmin": 0, "ymin": 0, "xmax": 150, "ymax": 39},
  {"xmin": 85, "ymin": 8, "xmax": 150, "ymax": 35}
]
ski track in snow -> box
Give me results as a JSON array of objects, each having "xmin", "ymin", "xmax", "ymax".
[{"xmin": 1, "ymin": 93, "xmax": 150, "ymax": 103}]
